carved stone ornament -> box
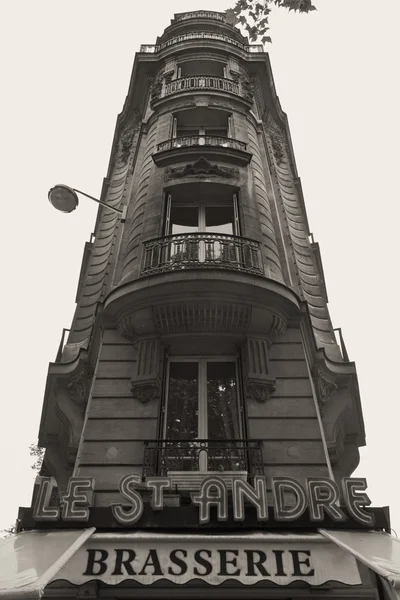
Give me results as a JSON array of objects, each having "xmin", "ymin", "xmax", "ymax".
[
  {"xmin": 165, "ymin": 157, "xmax": 239, "ymax": 180},
  {"xmin": 150, "ymin": 74, "xmax": 164, "ymax": 104},
  {"xmin": 246, "ymin": 379, "xmax": 276, "ymax": 403},
  {"xmin": 266, "ymin": 115, "xmax": 286, "ymax": 166},
  {"xmin": 163, "ymin": 69, "xmax": 175, "ymax": 84},
  {"xmin": 67, "ymin": 363, "xmax": 93, "ymax": 405},
  {"xmin": 117, "ymin": 109, "xmax": 141, "ymax": 164},
  {"xmin": 315, "ymin": 367, "xmax": 338, "ymax": 411},
  {"xmin": 131, "ymin": 381, "xmax": 160, "ymax": 404}
]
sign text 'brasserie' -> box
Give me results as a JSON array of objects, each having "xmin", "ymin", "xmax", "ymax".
[
  {"xmin": 53, "ymin": 540, "xmax": 362, "ymax": 586},
  {"xmin": 33, "ymin": 475, "xmax": 374, "ymax": 526}
]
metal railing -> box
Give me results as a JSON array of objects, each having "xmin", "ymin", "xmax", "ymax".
[
  {"xmin": 140, "ymin": 33, "xmax": 263, "ymax": 53},
  {"xmin": 156, "ymin": 135, "xmax": 247, "ymax": 153},
  {"xmin": 55, "ymin": 327, "xmax": 70, "ymax": 362},
  {"xmin": 175, "ymin": 11, "xmax": 226, "ymax": 22},
  {"xmin": 141, "ymin": 233, "xmax": 263, "ymax": 276},
  {"xmin": 143, "ymin": 439, "xmax": 264, "ymax": 477},
  {"xmin": 334, "ymin": 327, "xmax": 350, "ymax": 361},
  {"xmin": 164, "ymin": 76, "xmax": 240, "ymax": 97}
]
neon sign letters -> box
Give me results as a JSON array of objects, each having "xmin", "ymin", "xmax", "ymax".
[{"xmin": 32, "ymin": 474, "xmax": 374, "ymax": 526}]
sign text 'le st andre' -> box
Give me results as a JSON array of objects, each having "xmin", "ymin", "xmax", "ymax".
[{"xmin": 33, "ymin": 474, "xmax": 374, "ymax": 526}]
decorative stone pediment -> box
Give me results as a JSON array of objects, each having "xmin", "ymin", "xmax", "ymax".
[{"xmin": 165, "ymin": 157, "xmax": 239, "ymax": 180}]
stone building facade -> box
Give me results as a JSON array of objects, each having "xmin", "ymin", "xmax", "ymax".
[{"xmin": 3, "ymin": 10, "xmax": 395, "ymax": 600}]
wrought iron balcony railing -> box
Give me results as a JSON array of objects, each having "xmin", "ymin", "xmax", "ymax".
[
  {"xmin": 141, "ymin": 233, "xmax": 263, "ymax": 276},
  {"xmin": 156, "ymin": 135, "xmax": 247, "ymax": 153},
  {"xmin": 143, "ymin": 439, "xmax": 264, "ymax": 478},
  {"xmin": 164, "ymin": 76, "xmax": 240, "ymax": 97},
  {"xmin": 140, "ymin": 33, "xmax": 263, "ymax": 53}
]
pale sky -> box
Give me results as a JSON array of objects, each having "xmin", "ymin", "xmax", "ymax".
[{"xmin": 1, "ymin": 0, "xmax": 399, "ymax": 534}]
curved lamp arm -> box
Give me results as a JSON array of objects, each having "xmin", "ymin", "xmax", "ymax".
[{"xmin": 48, "ymin": 184, "xmax": 127, "ymax": 221}]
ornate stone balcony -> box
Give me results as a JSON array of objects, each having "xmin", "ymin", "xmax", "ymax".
[
  {"xmin": 152, "ymin": 135, "xmax": 252, "ymax": 167},
  {"xmin": 166, "ymin": 75, "xmax": 240, "ymax": 96},
  {"xmin": 140, "ymin": 32, "xmax": 263, "ymax": 53},
  {"xmin": 141, "ymin": 233, "xmax": 263, "ymax": 277},
  {"xmin": 175, "ymin": 11, "xmax": 227, "ymax": 22},
  {"xmin": 143, "ymin": 438, "xmax": 264, "ymax": 480}
]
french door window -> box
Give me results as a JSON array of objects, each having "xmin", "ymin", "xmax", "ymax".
[
  {"xmin": 163, "ymin": 358, "xmax": 242, "ymax": 472},
  {"xmin": 172, "ymin": 115, "xmax": 233, "ymax": 145},
  {"xmin": 164, "ymin": 194, "xmax": 240, "ymax": 264}
]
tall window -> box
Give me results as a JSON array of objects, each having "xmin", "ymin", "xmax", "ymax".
[
  {"xmin": 164, "ymin": 192, "xmax": 240, "ymax": 264},
  {"xmin": 163, "ymin": 358, "xmax": 242, "ymax": 471}
]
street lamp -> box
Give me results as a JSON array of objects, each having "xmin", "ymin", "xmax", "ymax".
[{"xmin": 48, "ymin": 184, "xmax": 127, "ymax": 221}]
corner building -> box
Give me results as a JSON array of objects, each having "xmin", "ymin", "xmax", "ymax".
[{"xmin": 3, "ymin": 10, "xmax": 399, "ymax": 600}]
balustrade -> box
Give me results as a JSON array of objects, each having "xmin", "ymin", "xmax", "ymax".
[
  {"xmin": 164, "ymin": 76, "xmax": 240, "ymax": 97},
  {"xmin": 141, "ymin": 232, "xmax": 263, "ymax": 276},
  {"xmin": 140, "ymin": 32, "xmax": 263, "ymax": 53},
  {"xmin": 175, "ymin": 11, "xmax": 226, "ymax": 22}
]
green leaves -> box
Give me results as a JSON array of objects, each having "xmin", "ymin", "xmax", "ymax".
[{"xmin": 230, "ymin": 0, "xmax": 317, "ymax": 44}]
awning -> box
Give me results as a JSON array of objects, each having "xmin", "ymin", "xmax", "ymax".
[
  {"xmin": 320, "ymin": 530, "xmax": 400, "ymax": 600},
  {"xmin": 0, "ymin": 528, "xmax": 95, "ymax": 599},
  {"xmin": 52, "ymin": 531, "xmax": 362, "ymax": 587},
  {"xmin": 2, "ymin": 528, "xmax": 400, "ymax": 596}
]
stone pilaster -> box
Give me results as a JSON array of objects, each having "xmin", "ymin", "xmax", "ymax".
[
  {"xmin": 243, "ymin": 337, "xmax": 275, "ymax": 402},
  {"xmin": 131, "ymin": 337, "xmax": 163, "ymax": 403}
]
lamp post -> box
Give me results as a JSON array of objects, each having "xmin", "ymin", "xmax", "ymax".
[{"xmin": 48, "ymin": 184, "xmax": 127, "ymax": 221}]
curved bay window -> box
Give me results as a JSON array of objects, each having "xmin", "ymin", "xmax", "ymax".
[{"xmin": 163, "ymin": 358, "xmax": 244, "ymax": 474}]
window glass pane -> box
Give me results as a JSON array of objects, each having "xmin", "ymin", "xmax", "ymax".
[
  {"xmin": 170, "ymin": 206, "xmax": 198, "ymax": 235},
  {"xmin": 166, "ymin": 362, "xmax": 198, "ymax": 440},
  {"xmin": 207, "ymin": 361, "xmax": 242, "ymax": 472},
  {"xmin": 207, "ymin": 362, "xmax": 239, "ymax": 440},
  {"xmin": 205, "ymin": 206, "xmax": 234, "ymax": 234}
]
